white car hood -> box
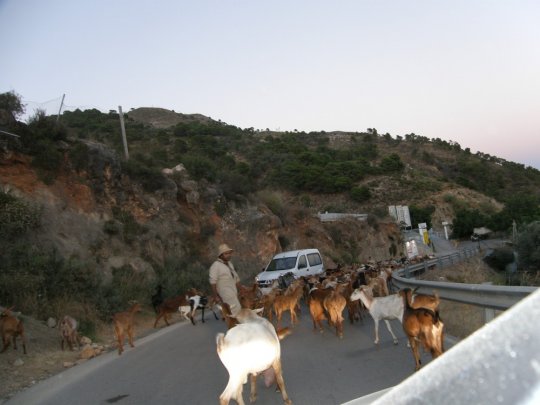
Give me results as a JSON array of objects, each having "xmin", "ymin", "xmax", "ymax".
[{"xmin": 256, "ymin": 269, "xmax": 294, "ymax": 282}]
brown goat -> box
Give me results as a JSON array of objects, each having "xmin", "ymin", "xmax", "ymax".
[
  {"xmin": 323, "ymin": 289, "xmax": 347, "ymax": 338},
  {"xmin": 113, "ymin": 302, "xmax": 142, "ymax": 355},
  {"xmin": 402, "ymin": 288, "xmax": 440, "ymax": 311},
  {"xmin": 219, "ymin": 302, "xmax": 239, "ymax": 330},
  {"xmin": 400, "ymin": 291, "xmax": 444, "ymax": 370},
  {"xmin": 341, "ymin": 278, "xmax": 364, "ymax": 324},
  {"xmin": 365, "ymin": 275, "xmax": 389, "ymax": 297},
  {"xmin": 0, "ymin": 307, "xmax": 27, "ymax": 354},
  {"xmin": 308, "ymin": 287, "xmax": 333, "ymax": 333},
  {"xmin": 60, "ymin": 315, "xmax": 81, "ymax": 351},
  {"xmin": 238, "ymin": 283, "xmax": 261, "ymax": 310},
  {"xmin": 272, "ymin": 281, "xmax": 304, "ymax": 328},
  {"xmin": 259, "ymin": 288, "xmax": 282, "ymax": 322},
  {"xmin": 154, "ymin": 294, "xmax": 191, "ymax": 328}
]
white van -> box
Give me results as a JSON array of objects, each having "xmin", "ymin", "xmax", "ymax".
[{"xmin": 255, "ymin": 248, "xmax": 324, "ymax": 288}]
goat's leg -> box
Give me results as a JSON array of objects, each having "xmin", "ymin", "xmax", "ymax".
[
  {"xmin": 127, "ymin": 325, "xmax": 135, "ymax": 348},
  {"xmin": 153, "ymin": 312, "xmax": 163, "ymax": 328},
  {"xmin": 117, "ymin": 332, "xmax": 124, "ymax": 355},
  {"xmin": 1, "ymin": 337, "xmax": 10, "ymax": 353},
  {"xmin": 235, "ymin": 384, "xmax": 245, "ymax": 405},
  {"xmin": 189, "ymin": 301, "xmax": 196, "ymax": 325},
  {"xmin": 249, "ymin": 373, "xmax": 258, "ymax": 403},
  {"xmin": 267, "ymin": 307, "xmax": 273, "ymax": 323},
  {"xmin": 337, "ymin": 319, "xmax": 344, "ymax": 339},
  {"xmin": 276, "ymin": 310, "xmax": 283, "ymax": 329},
  {"xmin": 373, "ymin": 319, "xmax": 380, "ymax": 344},
  {"xmin": 17, "ymin": 331, "xmax": 27, "ymax": 355},
  {"xmin": 383, "ymin": 319, "xmax": 399, "ymax": 345},
  {"xmin": 289, "ymin": 308, "xmax": 296, "ymax": 325},
  {"xmin": 273, "ymin": 360, "xmax": 292, "ymax": 405},
  {"xmin": 219, "ymin": 378, "xmax": 245, "ymax": 405},
  {"xmin": 409, "ymin": 337, "xmax": 421, "ymax": 370},
  {"xmin": 21, "ymin": 335, "xmax": 27, "ymax": 354},
  {"xmin": 201, "ymin": 307, "xmax": 205, "ymax": 323}
]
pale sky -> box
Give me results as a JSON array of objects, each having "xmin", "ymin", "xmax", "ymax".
[{"xmin": 1, "ymin": 0, "xmax": 539, "ymax": 169}]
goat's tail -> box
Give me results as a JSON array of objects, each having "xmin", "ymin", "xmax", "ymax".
[
  {"xmin": 276, "ymin": 327, "xmax": 292, "ymax": 340},
  {"xmin": 216, "ymin": 332, "xmax": 225, "ymax": 353}
]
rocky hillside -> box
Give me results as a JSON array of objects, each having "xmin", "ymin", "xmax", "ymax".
[
  {"xmin": 1, "ymin": 101, "xmax": 539, "ymax": 323},
  {"xmin": 0, "ymin": 145, "xmax": 402, "ymax": 283}
]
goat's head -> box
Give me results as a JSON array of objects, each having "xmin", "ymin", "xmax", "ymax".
[
  {"xmin": 128, "ymin": 302, "xmax": 142, "ymax": 313},
  {"xmin": 1, "ymin": 306, "xmax": 15, "ymax": 317}
]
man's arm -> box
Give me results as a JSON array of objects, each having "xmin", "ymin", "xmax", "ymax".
[{"xmin": 210, "ymin": 283, "xmax": 221, "ymax": 302}]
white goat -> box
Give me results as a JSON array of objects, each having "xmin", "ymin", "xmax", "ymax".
[
  {"xmin": 216, "ymin": 308, "xmax": 292, "ymax": 405},
  {"xmin": 350, "ymin": 286, "xmax": 404, "ymax": 345}
]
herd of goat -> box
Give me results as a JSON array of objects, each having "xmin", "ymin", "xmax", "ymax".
[
  {"xmin": 149, "ymin": 260, "xmax": 445, "ymax": 404},
  {"xmin": 0, "ymin": 258, "xmax": 445, "ymax": 405}
]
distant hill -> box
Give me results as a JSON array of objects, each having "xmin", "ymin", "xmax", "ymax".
[{"xmin": 126, "ymin": 107, "xmax": 216, "ymax": 128}]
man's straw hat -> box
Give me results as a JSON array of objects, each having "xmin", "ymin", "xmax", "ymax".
[{"xmin": 217, "ymin": 243, "xmax": 234, "ymax": 257}]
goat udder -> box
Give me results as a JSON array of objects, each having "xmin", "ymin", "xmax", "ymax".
[{"xmin": 263, "ymin": 367, "xmax": 276, "ymax": 387}]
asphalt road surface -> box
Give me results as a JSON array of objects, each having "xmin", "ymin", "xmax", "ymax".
[{"xmin": 7, "ymin": 306, "xmax": 436, "ymax": 405}]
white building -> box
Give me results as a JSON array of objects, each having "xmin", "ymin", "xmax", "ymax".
[{"xmin": 388, "ymin": 205, "xmax": 412, "ymax": 228}]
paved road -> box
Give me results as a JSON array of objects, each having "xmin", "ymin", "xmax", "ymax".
[{"xmin": 6, "ymin": 306, "xmax": 436, "ymax": 405}]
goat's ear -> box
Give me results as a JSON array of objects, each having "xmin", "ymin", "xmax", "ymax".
[{"xmin": 254, "ymin": 307, "xmax": 264, "ymax": 315}]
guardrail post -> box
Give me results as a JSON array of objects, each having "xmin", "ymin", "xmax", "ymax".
[
  {"xmin": 438, "ymin": 257, "xmax": 442, "ymax": 268},
  {"xmin": 405, "ymin": 266, "xmax": 410, "ymax": 278},
  {"xmin": 424, "ymin": 261, "xmax": 428, "ymax": 272},
  {"xmin": 484, "ymin": 308, "xmax": 496, "ymax": 324}
]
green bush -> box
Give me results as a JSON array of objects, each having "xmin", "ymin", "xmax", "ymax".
[
  {"xmin": 278, "ymin": 235, "xmax": 290, "ymax": 249},
  {"xmin": 154, "ymin": 257, "xmax": 209, "ymax": 296},
  {"xmin": 379, "ymin": 153, "xmax": 404, "ymax": 173},
  {"xmin": 0, "ymin": 243, "xmax": 103, "ymax": 319},
  {"xmin": 350, "ymin": 186, "xmax": 371, "ymax": 202},
  {"xmin": 112, "ymin": 207, "xmax": 148, "ymax": 243},
  {"xmin": 123, "ymin": 159, "xmax": 169, "ymax": 192},
  {"xmin": 69, "ymin": 142, "xmax": 90, "ymax": 171},
  {"xmin": 258, "ymin": 190, "xmax": 286, "ymax": 222},
  {"xmin": 105, "ymin": 265, "xmax": 151, "ymax": 313},
  {"xmin": 517, "ymin": 221, "xmax": 540, "ymax": 273},
  {"xmin": 214, "ymin": 197, "xmax": 228, "ymax": 217},
  {"xmin": 483, "ymin": 248, "xmax": 515, "ymax": 272},
  {"xmin": 0, "ymin": 191, "xmax": 41, "ymax": 238}
]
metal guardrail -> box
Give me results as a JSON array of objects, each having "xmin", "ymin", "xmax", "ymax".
[{"xmin": 391, "ymin": 248, "xmax": 538, "ymax": 311}]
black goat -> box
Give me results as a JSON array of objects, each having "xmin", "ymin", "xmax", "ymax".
[{"xmin": 151, "ymin": 285, "xmax": 164, "ymax": 314}]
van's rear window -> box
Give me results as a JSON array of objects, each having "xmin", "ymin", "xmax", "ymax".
[{"xmin": 266, "ymin": 257, "xmax": 297, "ymax": 271}]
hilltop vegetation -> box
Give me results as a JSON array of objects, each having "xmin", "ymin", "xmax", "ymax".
[{"xmin": 57, "ymin": 105, "xmax": 540, "ymax": 234}]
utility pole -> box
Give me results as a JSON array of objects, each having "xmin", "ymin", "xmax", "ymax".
[
  {"xmin": 56, "ymin": 94, "xmax": 65, "ymax": 124},
  {"xmin": 118, "ymin": 106, "xmax": 129, "ymax": 160}
]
